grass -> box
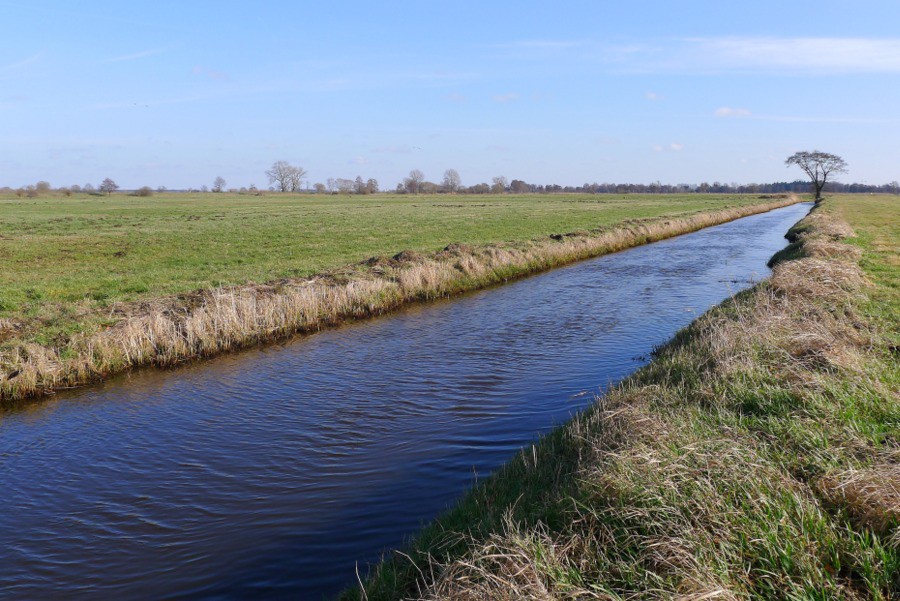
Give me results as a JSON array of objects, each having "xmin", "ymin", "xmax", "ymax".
[
  {"xmin": 0, "ymin": 191, "xmax": 798, "ymax": 403},
  {"xmin": 344, "ymin": 194, "xmax": 899, "ymax": 600}
]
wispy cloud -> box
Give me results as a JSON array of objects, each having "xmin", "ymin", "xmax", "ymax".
[
  {"xmin": 653, "ymin": 143, "xmax": 685, "ymax": 152},
  {"xmin": 103, "ymin": 47, "xmax": 168, "ymax": 63},
  {"xmin": 192, "ymin": 65, "xmax": 229, "ymax": 81},
  {"xmin": 1, "ymin": 52, "xmax": 42, "ymax": 71},
  {"xmin": 498, "ymin": 36, "xmax": 900, "ymax": 75},
  {"xmin": 685, "ymin": 37, "xmax": 900, "ymax": 73},
  {"xmin": 645, "ymin": 92, "xmax": 662, "ymax": 101},
  {"xmin": 715, "ymin": 107, "xmax": 751, "ymax": 117}
]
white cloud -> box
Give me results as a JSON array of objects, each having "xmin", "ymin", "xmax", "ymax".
[
  {"xmin": 104, "ymin": 47, "xmax": 168, "ymax": 63},
  {"xmin": 715, "ymin": 107, "xmax": 752, "ymax": 117},
  {"xmin": 645, "ymin": 92, "xmax": 661, "ymax": 101},
  {"xmin": 686, "ymin": 37, "xmax": 900, "ymax": 73},
  {"xmin": 653, "ymin": 143, "xmax": 684, "ymax": 152}
]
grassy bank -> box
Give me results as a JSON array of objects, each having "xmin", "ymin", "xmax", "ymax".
[
  {"xmin": 0, "ymin": 193, "xmax": 799, "ymax": 404},
  {"xmin": 346, "ymin": 194, "xmax": 899, "ymax": 600}
]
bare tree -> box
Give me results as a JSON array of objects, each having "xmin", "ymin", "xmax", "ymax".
[
  {"xmin": 354, "ymin": 176, "xmax": 366, "ymax": 194},
  {"xmin": 212, "ymin": 176, "xmax": 226, "ymax": 193},
  {"xmin": 99, "ymin": 178, "xmax": 119, "ymax": 196},
  {"xmin": 442, "ymin": 168, "xmax": 461, "ymax": 193},
  {"xmin": 266, "ymin": 161, "xmax": 307, "ymax": 192},
  {"xmin": 366, "ymin": 178, "xmax": 379, "ymax": 194},
  {"xmin": 491, "ymin": 176, "xmax": 508, "ymax": 194},
  {"xmin": 404, "ymin": 169, "xmax": 424, "ymax": 194},
  {"xmin": 313, "ymin": 183, "xmax": 326, "ymax": 194},
  {"xmin": 785, "ymin": 151, "xmax": 847, "ymax": 203}
]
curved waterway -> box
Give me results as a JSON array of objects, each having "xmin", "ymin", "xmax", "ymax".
[{"xmin": 0, "ymin": 203, "xmax": 810, "ymax": 599}]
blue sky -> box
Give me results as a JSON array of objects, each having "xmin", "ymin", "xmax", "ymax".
[{"xmin": 2, "ymin": 0, "xmax": 899, "ymax": 189}]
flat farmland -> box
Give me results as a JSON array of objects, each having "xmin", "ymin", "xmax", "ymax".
[{"xmin": 0, "ymin": 192, "xmax": 767, "ymax": 344}]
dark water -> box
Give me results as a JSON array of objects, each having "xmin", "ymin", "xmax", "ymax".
[{"xmin": 0, "ymin": 203, "xmax": 810, "ymax": 599}]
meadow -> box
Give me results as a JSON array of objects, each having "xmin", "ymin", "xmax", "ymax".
[
  {"xmin": 1, "ymin": 191, "xmax": 776, "ymax": 350},
  {"xmin": 346, "ymin": 193, "xmax": 899, "ymax": 599}
]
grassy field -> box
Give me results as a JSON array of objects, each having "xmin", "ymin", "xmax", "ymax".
[
  {"xmin": 0, "ymin": 193, "xmax": 763, "ymax": 304},
  {"xmin": 345, "ymin": 194, "xmax": 899, "ymax": 600},
  {"xmin": 0, "ymin": 192, "xmax": 770, "ymax": 341}
]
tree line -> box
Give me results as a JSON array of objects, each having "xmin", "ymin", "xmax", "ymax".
[{"xmin": 4, "ymin": 154, "xmax": 897, "ymax": 197}]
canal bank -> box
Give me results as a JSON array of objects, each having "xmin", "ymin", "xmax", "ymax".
[
  {"xmin": 0, "ymin": 203, "xmax": 815, "ymax": 598},
  {"xmin": 1, "ymin": 196, "xmax": 801, "ymax": 406},
  {"xmin": 347, "ymin": 197, "xmax": 898, "ymax": 600}
]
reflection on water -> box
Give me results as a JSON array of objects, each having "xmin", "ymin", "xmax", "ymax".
[{"xmin": 0, "ymin": 203, "xmax": 811, "ymax": 599}]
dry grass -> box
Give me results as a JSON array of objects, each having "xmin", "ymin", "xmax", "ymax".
[
  {"xmin": 0, "ymin": 196, "xmax": 801, "ymax": 405},
  {"xmin": 347, "ymin": 200, "xmax": 899, "ymax": 600}
]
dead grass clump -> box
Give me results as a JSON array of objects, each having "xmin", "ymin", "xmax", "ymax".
[
  {"xmin": 770, "ymin": 257, "xmax": 866, "ymax": 303},
  {"xmin": 817, "ymin": 462, "xmax": 900, "ymax": 540},
  {"xmin": 420, "ymin": 519, "xmax": 604, "ymax": 601}
]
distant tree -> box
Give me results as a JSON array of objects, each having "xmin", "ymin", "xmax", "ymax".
[
  {"xmin": 70, "ymin": 184, "xmax": 82, "ymax": 193},
  {"xmin": 157, "ymin": 186, "xmax": 167, "ymax": 193},
  {"xmin": 133, "ymin": 186, "xmax": 153, "ymax": 197},
  {"xmin": 510, "ymin": 179, "xmax": 530, "ymax": 194},
  {"xmin": 365, "ymin": 178, "xmax": 379, "ymax": 194},
  {"xmin": 336, "ymin": 178, "xmax": 354, "ymax": 194},
  {"xmin": 35, "ymin": 181, "xmax": 51, "ymax": 193},
  {"xmin": 890, "ymin": 181, "xmax": 899, "ymax": 195},
  {"xmin": 83, "ymin": 183, "xmax": 96, "ymax": 194},
  {"xmin": 442, "ymin": 168, "xmax": 461, "ymax": 193},
  {"xmin": 99, "ymin": 178, "xmax": 119, "ymax": 196},
  {"xmin": 200, "ymin": 185, "xmax": 209, "ymax": 193},
  {"xmin": 25, "ymin": 185, "xmax": 38, "ymax": 198},
  {"xmin": 404, "ymin": 169, "xmax": 424, "ymax": 194},
  {"xmin": 266, "ymin": 161, "xmax": 307, "ymax": 192},
  {"xmin": 785, "ymin": 151, "xmax": 847, "ymax": 203},
  {"xmin": 59, "ymin": 187, "xmax": 72, "ymax": 197},
  {"xmin": 212, "ymin": 176, "xmax": 226, "ymax": 193},
  {"xmin": 354, "ymin": 176, "xmax": 366, "ymax": 194},
  {"xmin": 491, "ymin": 176, "xmax": 508, "ymax": 194},
  {"xmin": 313, "ymin": 182, "xmax": 326, "ymax": 194}
]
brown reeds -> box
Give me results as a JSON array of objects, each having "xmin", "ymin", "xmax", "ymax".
[{"xmin": 0, "ymin": 196, "xmax": 801, "ymax": 405}]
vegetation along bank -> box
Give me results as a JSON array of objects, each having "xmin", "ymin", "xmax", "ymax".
[
  {"xmin": 0, "ymin": 193, "xmax": 800, "ymax": 404},
  {"xmin": 346, "ymin": 194, "xmax": 898, "ymax": 600}
]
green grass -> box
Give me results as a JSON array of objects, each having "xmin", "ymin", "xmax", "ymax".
[
  {"xmin": 0, "ymin": 191, "xmax": 768, "ymax": 346},
  {"xmin": 344, "ymin": 195, "xmax": 899, "ymax": 600}
]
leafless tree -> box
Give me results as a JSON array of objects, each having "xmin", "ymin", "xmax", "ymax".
[
  {"xmin": 99, "ymin": 178, "xmax": 119, "ymax": 196},
  {"xmin": 442, "ymin": 168, "xmax": 461, "ymax": 193},
  {"xmin": 366, "ymin": 178, "xmax": 379, "ymax": 194},
  {"xmin": 212, "ymin": 176, "xmax": 226, "ymax": 193},
  {"xmin": 785, "ymin": 151, "xmax": 847, "ymax": 203},
  {"xmin": 404, "ymin": 169, "xmax": 424, "ymax": 194},
  {"xmin": 266, "ymin": 161, "xmax": 307, "ymax": 192},
  {"xmin": 491, "ymin": 176, "xmax": 508, "ymax": 194},
  {"xmin": 313, "ymin": 183, "xmax": 326, "ymax": 194}
]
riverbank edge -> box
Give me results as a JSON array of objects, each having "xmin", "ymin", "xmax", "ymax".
[
  {"xmin": 344, "ymin": 199, "xmax": 898, "ymax": 599},
  {"xmin": 1, "ymin": 196, "xmax": 801, "ymax": 406}
]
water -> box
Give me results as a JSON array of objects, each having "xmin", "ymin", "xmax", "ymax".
[{"xmin": 0, "ymin": 203, "xmax": 811, "ymax": 599}]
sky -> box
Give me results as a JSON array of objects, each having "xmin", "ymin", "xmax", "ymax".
[{"xmin": 2, "ymin": 0, "xmax": 899, "ymax": 190}]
